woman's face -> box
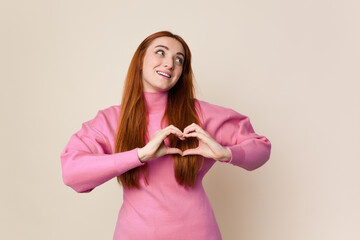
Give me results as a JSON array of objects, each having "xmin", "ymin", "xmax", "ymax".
[{"xmin": 141, "ymin": 36, "xmax": 185, "ymax": 93}]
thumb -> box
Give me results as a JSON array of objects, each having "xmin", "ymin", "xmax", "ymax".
[
  {"xmin": 166, "ymin": 147, "xmax": 183, "ymax": 155},
  {"xmin": 182, "ymin": 148, "xmax": 200, "ymax": 156}
]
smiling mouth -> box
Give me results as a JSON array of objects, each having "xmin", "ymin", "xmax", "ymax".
[{"xmin": 156, "ymin": 71, "xmax": 171, "ymax": 78}]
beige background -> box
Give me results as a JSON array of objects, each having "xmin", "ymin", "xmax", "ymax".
[{"xmin": 1, "ymin": 0, "xmax": 359, "ymax": 239}]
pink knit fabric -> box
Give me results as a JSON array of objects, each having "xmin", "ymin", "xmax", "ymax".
[{"xmin": 60, "ymin": 91, "xmax": 271, "ymax": 239}]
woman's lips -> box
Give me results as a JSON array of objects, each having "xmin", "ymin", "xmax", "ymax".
[{"xmin": 156, "ymin": 71, "xmax": 171, "ymax": 78}]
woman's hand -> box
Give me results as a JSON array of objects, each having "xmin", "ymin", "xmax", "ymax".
[
  {"xmin": 182, "ymin": 123, "xmax": 231, "ymax": 162},
  {"xmin": 137, "ymin": 125, "xmax": 185, "ymax": 163}
]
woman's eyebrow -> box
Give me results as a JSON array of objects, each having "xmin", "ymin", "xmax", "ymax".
[{"xmin": 154, "ymin": 45, "xmax": 185, "ymax": 58}]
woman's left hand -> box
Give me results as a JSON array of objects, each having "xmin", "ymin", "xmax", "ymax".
[{"xmin": 182, "ymin": 123, "xmax": 231, "ymax": 162}]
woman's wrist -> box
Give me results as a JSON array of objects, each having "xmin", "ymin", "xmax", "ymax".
[
  {"xmin": 218, "ymin": 147, "xmax": 231, "ymax": 162},
  {"xmin": 137, "ymin": 147, "xmax": 146, "ymax": 163}
]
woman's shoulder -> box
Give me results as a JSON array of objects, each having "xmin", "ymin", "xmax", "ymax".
[
  {"xmin": 194, "ymin": 99, "xmax": 247, "ymax": 120},
  {"xmin": 194, "ymin": 99, "xmax": 250, "ymax": 142},
  {"xmin": 97, "ymin": 104, "xmax": 121, "ymax": 117},
  {"xmin": 86, "ymin": 105, "xmax": 121, "ymax": 133}
]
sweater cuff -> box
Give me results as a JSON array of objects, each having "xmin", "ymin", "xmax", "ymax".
[
  {"xmin": 222, "ymin": 145, "xmax": 245, "ymax": 166},
  {"xmin": 113, "ymin": 148, "xmax": 145, "ymax": 175}
]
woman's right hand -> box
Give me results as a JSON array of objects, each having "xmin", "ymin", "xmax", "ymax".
[{"xmin": 137, "ymin": 125, "xmax": 185, "ymax": 163}]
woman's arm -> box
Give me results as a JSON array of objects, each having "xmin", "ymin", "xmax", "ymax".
[
  {"xmin": 60, "ymin": 110, "xmax": 186, "ymax": 193},
  {"xmin": 219, "ymin": 111, "xmax": 271, "ymax": 171},
  {"xmin": 182, "ymin": 106, "xmax": 271, "ymax": 171},
  {"xmin": 60, "ymin": 114, "xmax": 144, "ymax": 193}
]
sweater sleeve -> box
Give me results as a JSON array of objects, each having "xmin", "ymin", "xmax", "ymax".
[
  {"xmin": 219, "ymin": 110, "xmax": 271, "ymax": 171},
  {"xmin": 60, "ymin": 110, "xmax": 145, "ymax": 193}
]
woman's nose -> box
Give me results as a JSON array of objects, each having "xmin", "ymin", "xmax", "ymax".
[{"xmin": 163, "ymin": 58, "xmax": 174, "ymax": 69}]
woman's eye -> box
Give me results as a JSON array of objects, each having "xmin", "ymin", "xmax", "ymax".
[
  {"xmin": 156, "ymin": 50, "xmax": 164, "ymax": 56},
  {"xmin": 176, "ymin": 57, "xmax": 183, "ymax": 64}
]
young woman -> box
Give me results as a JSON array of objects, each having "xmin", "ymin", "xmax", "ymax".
[{"xmin": 60, "ymin": 31, "xmax": 271, "ymax": 240}]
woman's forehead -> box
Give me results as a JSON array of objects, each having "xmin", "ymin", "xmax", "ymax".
[{"xmin": 148, "ymin": 37, "xmax": 185, "ymax": 54}]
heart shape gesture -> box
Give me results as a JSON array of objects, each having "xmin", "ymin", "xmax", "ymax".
[{"xmin": 137, "ymin": 123, "xmax": 231, "ymax": 163}]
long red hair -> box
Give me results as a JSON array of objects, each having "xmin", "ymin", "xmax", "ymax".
[{"xmin": 115, "ymin": 31, "xmax": 203, "ymax": 189}]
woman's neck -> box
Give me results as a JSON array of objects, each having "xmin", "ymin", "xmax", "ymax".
[{"xmin": 143, "ymin": 91, "xmax": 168, "ymax": 114}]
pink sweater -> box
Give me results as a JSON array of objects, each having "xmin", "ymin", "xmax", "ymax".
[{"xmin": 60, "ymin": 91, "xmax": 271, "ymax": 240}]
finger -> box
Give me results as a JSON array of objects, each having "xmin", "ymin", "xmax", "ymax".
[
  {"xmin": 183, "ymin": 123, "xmax": 198, "ymax": 134},
  {"xmin": 183, "ymin": 123, "xmax": 208, "ymax": 136},
  {"xmin": 182, "ymin": 148, "xmax": 201, "ymax": 156},
  {"xmin": 158, "ymin": 128, "xmax": 184, "ymax": 141},
  {"xmin": 166, "ymin": 124, "xmax": 184, "ymax": 133},
  {"xmin": 166, "ymin": 147, "xmax": 183, "ymax": 155},
  {"xmin": 164, "ymin": 125, "xmax": 185, "ymax": 139},
  {"xmin": 165, "ymin": 129, "xmax": 185, "ymax": 140},
  {"xmin": 183, "ymin": 132, "xmax": 210, "ymax": 144},
  {"xmin": 147, "ymin": 131, "xmax": 183, "ymax": 151}
]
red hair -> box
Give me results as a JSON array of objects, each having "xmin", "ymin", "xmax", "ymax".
[{"xmin": 115, "ymin": 31, "xmax": 203, "ymax": 189}]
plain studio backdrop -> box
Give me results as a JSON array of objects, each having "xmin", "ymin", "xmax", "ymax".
[{"xmin": 1, "ymin": 0, "xmax": 359, "ymax": 239}]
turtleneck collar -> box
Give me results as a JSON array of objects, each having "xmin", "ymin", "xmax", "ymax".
[{"xmin": 143, "ymin": 91, "xmax": 168, "ymax": 114}]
